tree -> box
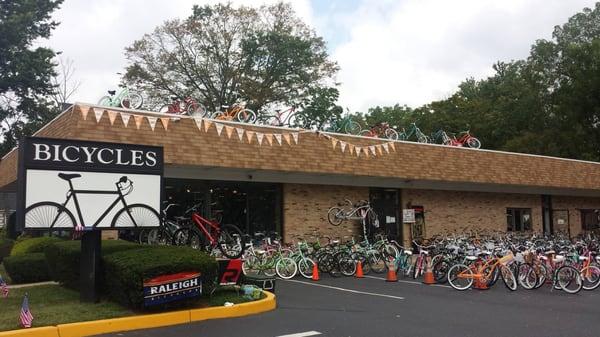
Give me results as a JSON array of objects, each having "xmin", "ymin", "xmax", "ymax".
[
  {"xmin": 124, "ymin": 2, "xmax": 338, "ymax": 114},
  {"xmin": 50, "ymin": 56, "xmax": 81, "ymax": 108},
  {"xmin": 0, "ymin": 0, "xmax": 63, "ymax": 156}
]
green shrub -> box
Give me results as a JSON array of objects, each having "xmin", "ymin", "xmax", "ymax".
[
  {"xmin": 0, "ymin": 238, "xmax": 14, "ymax": 264},
  {"xmin": 103, "ymin": 246, "xmax": 218, "ymax": 309},
  {"xmin": 4, "ymin": 253, "xmax": 50, "ymax": 283},
  {"xmin": 44, "ymin": 240, "xmax": 142, "ymax": 290},
  {"xmin": 10, "ymin": 236, "xmax": 64, "ymax": 256}
]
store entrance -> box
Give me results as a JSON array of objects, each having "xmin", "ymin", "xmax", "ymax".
[{"xmin": 369, "ymin": 188, "xmax": 401, "ymax": 241}]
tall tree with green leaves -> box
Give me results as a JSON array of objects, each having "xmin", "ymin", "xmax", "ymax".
[
  {"xmin": 124, "ymin": 2, "xmax": 339, "ymax": 116},
  {"xmin": 0, "ymin": 0, "xmax": 64, "ymax": 156}
]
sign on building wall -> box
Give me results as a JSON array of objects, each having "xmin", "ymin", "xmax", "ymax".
[
  {"xmin": 17, "ymin": 137, "xmax": 163, "ymax": 230},
  {"xmin": 143, "ymin": 272, "xmax": 202, "ymax": 306},
  {"xmin": 402, "ymin": 209, "xmax": 416, "ymax": 223}
]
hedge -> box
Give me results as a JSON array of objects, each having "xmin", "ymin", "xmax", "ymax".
[
  {"xmin": 0, "ymin": 238, "xmax": 14, "ymax": 264},
  {"xmin": 44, "ymin": 240, "xmax": 142, "ymax": 290},
  {"xmin": 11, "ymin": 236, "xmax": 64, "ymax": 256},
  {"xmin": 3, "ymin": 253, "xmax": 50, "ymax": 283},
  {"xmin": 103, "ymin": 246, "xmax": 218, "ymax": 309}
]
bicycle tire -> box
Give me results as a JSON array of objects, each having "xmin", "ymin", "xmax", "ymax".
[
  {"xmin": 211, "ymin": 111, "xmax": 225, "ymax": 119},
  {"xmin": 298, "ymin": 257, "xmax": 315, "ymax": 279},
  {"xmin": 98, "ymin": 96, "xmax": 112, "ymax": 106},
  {"xmin": 557, "ymin": 265, "xmax": 582, "ymax": 294},
  {"xmin": 217, "ymin": 224, "xmax": 245, "ymax": 259},
  {"xmin": 275, "ymin": 257, "xmax": 298, "ymax": 279},
  {"xmin": 517, "ymin": 263, "xmax": 537, "ymax": 290},
  {"xmin": 384, "ymin": 128, "xmax": 399, "ymax": 140},
  {"xmin": 237, "ymin": 109, "xmax": 257, "ymax": 123},
  {"xmin": 432, "ymin": 260, "xmax": 450, "ymax": 284},
  {"xmin": 337, "ymin": 252, "xmax": 357, "ymax": 276},
  {"xmin": 242, "ymin": 254, "xmax": 260, "ymax": 276},
  {"xmin": 500, "ymin": 264, "xmax": 517, "ymax": 291},
  {"xmin": 187, "ymin": 102, "xmax": 207, "ymax": 118},
  {"xmin": 172, "ymin": 227, "xmax": 203, "ymax": 250},
  {"xmin": 111, "ymin": 204, "xmax": 161, "ymax": 228},
  {"xmin": 289, "ymin": 113, "xmax": 309, "ymax": 129},
  {"xmin": 466, "ymin": 137, "xmax": 481, "ymax": 149},
  {"xmin": 121, "ymin": 92, "xmax": 143, "ymax": 109},
  {"xmin": 327, "ymin": 207, "xmax": 344, "ymax": 226},
  {"xmin": 369, "ymin": 251, "xmax": 386, "ymax": 274},
  {"xmin": 345, "ymin": 121, "xmax": 362, "ymax": 135},
  {"xmin": 159, "ymin": 104, "xmax": 174, "ymax": 114},
  {"xmin": 147, "ymin": 227, "xmax": 172, "ymax": 245},
  {"xmin": 138, "ymin": 228, "xmax": 150, "ymax": 244},
  {"xmin": 448, "ymin": 264, "xmax": 474, "ymax": 291},
  {"xmin": 24, "ymin": 201, "xmax": 77, "ymax": 229},
  {"xmin": 580, "ymin": 265, "xmax": 600, "ymax": 290}
]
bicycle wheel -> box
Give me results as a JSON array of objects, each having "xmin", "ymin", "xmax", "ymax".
[
  {"xmin": 98, "ymin": 96, "xmax": 112, "ymax": 106},
  {"xmin": 580, "ymin": 265, "xmax": 600, "ymax": 290},
  {"xmin": 289, "ymin": 113, "xmax": 309, "ymax": 129},
  {"xmin": 24, "ymin": 201, "xmax": 77, "ymax": 229},
  {"xmin": 275, "ymin": 257, "xmax": 298, "ymax": 279},
  {"xmin": 147, "ymin": 227, "xmax": 171, "ymax": 245},
  {"xmin": 172, "ymin": 227, "xmax": 202, "ymax": 250},
  {"xmin": 534, "ymin": 264, "xmax": 548, "ymax": 289},
  {"xmin": 237, "ymin": 109, "xmax": 257, "ymax": 123},
  {"xmin": 417, "ymin": 133, "xmax": 429, "ymax": 143},
  {"xmin": 159, "ymin": 104, "xmax": 174, "ymax": 114},
  {"xmin": 448, "ymin": 264, "xmax": 474, "ymax": 291},
  {"xmin": 344, "ymin": 121, "xmax": 361, "ymax": 135},
  {"xmin": 500, "ymin": 264, "xmax": 517, "ymax": 291},
  {"xmin": 111, "ymin": 204, "xmax": 161, "ymax": 228},
  {"xmin": 466, "ymin": 137, "xmax": 481, "ymax": 149},
  {"xmin": 121, "ymin": 92, "xmax": 143, "ymax": 109},
  {"xmin": 327, "ymin": 207, "xmax": 344, "ymax": 226},
  {"xmin": 242, "ymin": 254, "xmax": 260, "ymax": 276},
  {"xmin": 187, "ymin": 102, "xmax": 207, "ymax": 118},
  {"xmin": 369, "ymin": 251, "xmax": 386, "ymax": 274},
  {"xmin": 138, "ymin": 228, "xmax": 150, "ymax": 244},
  {"xmin": 432, "ymin": 260, "xmax": 450, "ymax": 284},
  {"xmin": 384, "ymin": 128, "xmax": 399, "ymax": 140},
  {"xmin": 211, "ymin": 111, "xmax": 225, "ymax": 119},
  {"xmin": 217, "ymin": 224, "xmax": 245, "ymax": 259},
  {"xmin": 556, "ymin": 265, "xmax": 582, "ymax": 294},
  {"xmin": 298, "ymin": 257, "xmax": 315, "ymax": 279},
  {"xmin": 517, "ymin": 263, "xmax": 537, "ymax": 290},
  {"xmin": 338, "ymin": 253, "xmax": 357, "ymax": 276}
]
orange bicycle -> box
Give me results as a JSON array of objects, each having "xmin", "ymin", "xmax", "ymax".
[
  {"xmin": 210, "ymin": 100, "xmax": 256, "ymax": 123},
  {"xmin": 448, "ymin": 251, "xmax": 517, "ymax": 291}
]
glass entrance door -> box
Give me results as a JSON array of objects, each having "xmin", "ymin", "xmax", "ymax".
[{"xmin": 369, "ymin": 188, "xmax": 400, "ymax": 241}]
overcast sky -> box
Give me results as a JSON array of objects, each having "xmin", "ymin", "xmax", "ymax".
[{"xmin": 46, "ymin": 0, "xmax": 597, "ymax": 112}]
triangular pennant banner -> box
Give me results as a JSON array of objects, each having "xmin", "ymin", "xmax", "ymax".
[
  {"xmin": 107, "ymin": 111, "xmax": 117, "ymax": 125},
  {"xmin": 236, "ymin": 128, "xmax": 245, "ymax": 141},
  {"xmin": 256, "ymin": 133, "xmax": 264, "ymax": 145},
  {"xmin": 147, "ymin": 116, "xmax": 158, "ymax": 131},
  {"xmin": 215, "ymin": 123, "xmax": 224, "ymax": 136},
  {"xmin": 133, "ymin": 115, "xmax": 144, "ymax": 129},
  {"xmin": 121, "ymin": 113, "xmax": 131, "ymax": 127},
  {"xmin": 364, "ymin": 147, "xmax": 369, "ymax": 158},
  {"xmin": 370, "ymin": 146, "xmax": 376, "ymax": 156},
  {"xmin": 274, "ymin": 134, "xmax": 282, "ymax": 145},
  {"xmin": 331, "ymin": 138, "xmax": 338, "ymax": 149},
  {"xmin": 376, "ymin": 144, "xmax": 383, "ymax": 155},
  {"xmin": 355, "ymin": 146, "xmax": 361, "ymax": 157},
  {"xmin": 80, "ymin": 106, "xmax": 90, "ymax": 120},
  {"xmin": 348, "ymin": 144, "xmax": 355, "ymax": 155},
  {"xmin": 382, "ymin": 143, "xmax": 390, "ymax": 153},
  {"xmin": 292, "ymin": 132, "xmax": 299, "ymax": 144},
  {"xmin": 389, "ymin": 142, "xmax": 396, "ymax": 152},
  {"xmin": 283, "ymin": 134, "xmax": 292, "ymax": 145},
  {"xmin": 93, "ymin": 108, "xmax": 104, "ymax": 123},
  {"xmin": 246, "ymin": 131, "xmax": 255, "ymax": 144},
  {"xmin": 225, "ymin": 126, "xmax": 235, "ymax": 138},
  {"xmin": 203, "ymin": 120, "xmax": 213, "ymax": 132},
  {"xmin": 340, "ymin": 141, "xmax": 347, "ymax": 153},
  {"xmin": 265, "ymin": 134, "xmax": 274, "ymax": 146},
  {"xmin": 194, "ymin": 118, "xmax": 203, "ymax": 131},
  {"xmin": 160, "ymin": 117, "xmax": 170, "ymax": 130}
]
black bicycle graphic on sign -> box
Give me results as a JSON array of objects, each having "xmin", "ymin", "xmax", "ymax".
[{"xmin": 24, "ymin": 173, "xmax": 160, "ymax": 229}]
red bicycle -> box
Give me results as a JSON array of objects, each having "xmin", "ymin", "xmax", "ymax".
[
  {"xmin": 159, "ymin": 96, "xmax": 207, "ymax": 118},
  {"xmin": 446, "ymin": 130, "xmax": 481, "ymax": 149},
  {"xmin": 172, "ymin": 204, "xmax": 245, "ymax": 259},
  {"xmin": 360, "ymin": 122, "xmax": 399, "ymax": 140}
]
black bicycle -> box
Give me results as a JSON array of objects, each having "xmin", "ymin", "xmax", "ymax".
[{"xmin": 24, "ymin": 173, "xmax": 160, "ymax": 229}]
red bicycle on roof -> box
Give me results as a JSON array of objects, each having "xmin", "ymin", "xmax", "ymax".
[
  {"xmin": 445, "ymin": 130, "xmax": 481, "ymax": 149},
  {"xmin": 159, "ymin": 97, "xmax": 207, "ymax": 118},
  {"xmin": 172, "ymin": 203, "xmax": 245, "ymax": 259}
]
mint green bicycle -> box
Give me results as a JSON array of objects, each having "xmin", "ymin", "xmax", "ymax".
[{"xmin": 98, "ymin": 78, "xmax": 143, "ymax": 109}]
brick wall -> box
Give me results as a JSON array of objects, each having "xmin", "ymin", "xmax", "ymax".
[
  {"xmin": 401, "ymin": 189, "xmax": 543, "ymax": 243},
  {"xmin": 552, "ymin": 196, "xmax": 600, "ymax": 237},
  {"xmin": 282, "ymin": 183, "xmax": 368, "ymax": 243}
]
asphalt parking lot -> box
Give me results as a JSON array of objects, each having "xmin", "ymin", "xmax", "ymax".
[{"xmin": 100, "ymin": 275, "xmax": 600, "ymax": 337}]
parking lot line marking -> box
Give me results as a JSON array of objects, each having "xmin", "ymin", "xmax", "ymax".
[
  {"xmin": 363, "ymin": 275, "xmax": 451, "ymax": 288},
  {"xmin": 277, "ymin": 331, "xmax": 322, "ymax": 337},
  {"xmin": 283, "ymin": 279, "xmax": 405, "ymax": 300}
]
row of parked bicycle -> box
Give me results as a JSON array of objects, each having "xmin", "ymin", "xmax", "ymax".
[{"xmin": 97, "ymin": 87, "xmax": 481, "ymax": 148}]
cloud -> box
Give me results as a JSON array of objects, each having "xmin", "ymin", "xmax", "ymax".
[
  {"xmin": 46, "ymin": 0, "xmax": 312, "ymax": 105},
  {"xmin": 329, "ymin": 0, "xmax": 597, "ymax": 111}
]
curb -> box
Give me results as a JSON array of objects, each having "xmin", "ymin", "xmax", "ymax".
[{"xmin": 0, "ymin": 291, "xmax": 275, "ymax": 337}]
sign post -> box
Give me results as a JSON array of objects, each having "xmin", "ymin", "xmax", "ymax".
[{"xmin": 16, "ymin": 137, "xmax": 164, "ymax": 303}]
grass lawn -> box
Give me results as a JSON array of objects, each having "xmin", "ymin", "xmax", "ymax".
[{"xmin": 0, "ymin": 284, "xmax": 262, "ymax": 332}]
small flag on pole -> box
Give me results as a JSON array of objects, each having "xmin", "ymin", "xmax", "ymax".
[
  {"xmin": 20, "ymin": 294, "xmax": 33, "ymax": 328},
  {"xmin": 0, "ymin": 274, "xmax": 8, "ymax": 298}
]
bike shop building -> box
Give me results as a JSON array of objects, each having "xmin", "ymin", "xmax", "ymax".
[{"xmin": 1, "ymin": 104, "xmax": 600, "ymax": 245}]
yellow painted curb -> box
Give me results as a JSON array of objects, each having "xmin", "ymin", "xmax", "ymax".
[
  {"xmin": 0, "ymin": 326, "xmax": 59, "ymax": 337},
  {"xmin": 0, "ymin": 291, "xmax": 276, "ymax": 337}
]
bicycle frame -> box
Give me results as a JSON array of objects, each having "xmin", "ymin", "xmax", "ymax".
[{"xmin": 190, "ymin": 212, "xmax": 221, "ymax": 246}]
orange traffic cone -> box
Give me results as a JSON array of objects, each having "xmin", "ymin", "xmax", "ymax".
[
  {"xmin": 386, "ymin": 260, "xmax": 398, "ymax": 282},
  {"xmin": 355, "ymin": 260, "xmax": 364, "ymax": 278},
  {"xmin": 311, "ymin": 262, "xmax": 320, "ymax": 281},
  {"xmin": 422, "ymin": 259, "xmax": 435, "ymax": 285}
]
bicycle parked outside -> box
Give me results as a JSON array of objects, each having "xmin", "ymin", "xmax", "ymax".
[
  {"xmin": 159, "ymin": 97, "xmax": 207, "ymax": 118},
  {"xmin": 211, "ymin": 100, "xmax": 256, "ymax": 123},
  {"xmin": 398, "ymin": 123, "xmax": 429, "ymax": 143},
  {"xmin": 256, "ymin": 106, "xmax": 309, "ymax": 129},
  {"xmin": 97, "ymin": 74, "xmax": 144, "ymax": 109},
  {"xmin": 361, "ymin": 122, "xmax": 399, "ymax": 140},
  {"xmin": 327, "ymin": 199, "xmax": 379, "ymax": 227}
]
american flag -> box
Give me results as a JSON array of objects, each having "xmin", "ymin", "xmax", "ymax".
[
  {"xmin": 20, "ymin": 294, "xmax": 33, "ymax": 328},
  {"xmin": 0, "ymin": 274, "xmax": 8, "ymax": 298}
]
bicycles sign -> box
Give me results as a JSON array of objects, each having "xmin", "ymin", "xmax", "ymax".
[{"xmin": 17, "ymin": 137, "xmax": 164, "ymax": 231}]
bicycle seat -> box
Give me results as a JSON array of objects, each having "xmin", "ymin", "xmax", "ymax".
[
  {"xmin": 553, "ymin": 255, "xmax": 565, "ymax": 263},
  {"xmin": 578, "ymin": 256, "xmax": 589, "ymax": 261},
  {"xmin": 545, "ymin": 250, "xmax": 556, "ymax": 255},
  {"xmin": 466, "ymin": 256, "xmax": 477, "ymax": 261},
  {"xmin": 108, "ymin": 90, "xmax": 116, "ymax": 95},
  {"xmin": 170, "ymin": 96, "xmax": 178, "ymax": 100},
  {"xmin": 58, "ymin": 173, "xmax": 81, "ymax": 181},
  {"xmin": 403, "ymin": 250, "xmax": 413, "ymax": 256}
]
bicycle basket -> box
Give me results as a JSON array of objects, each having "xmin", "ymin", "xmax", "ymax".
[{"xmin": 499, "ymin": 252, "xmax": 514, "ymax": 265}]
